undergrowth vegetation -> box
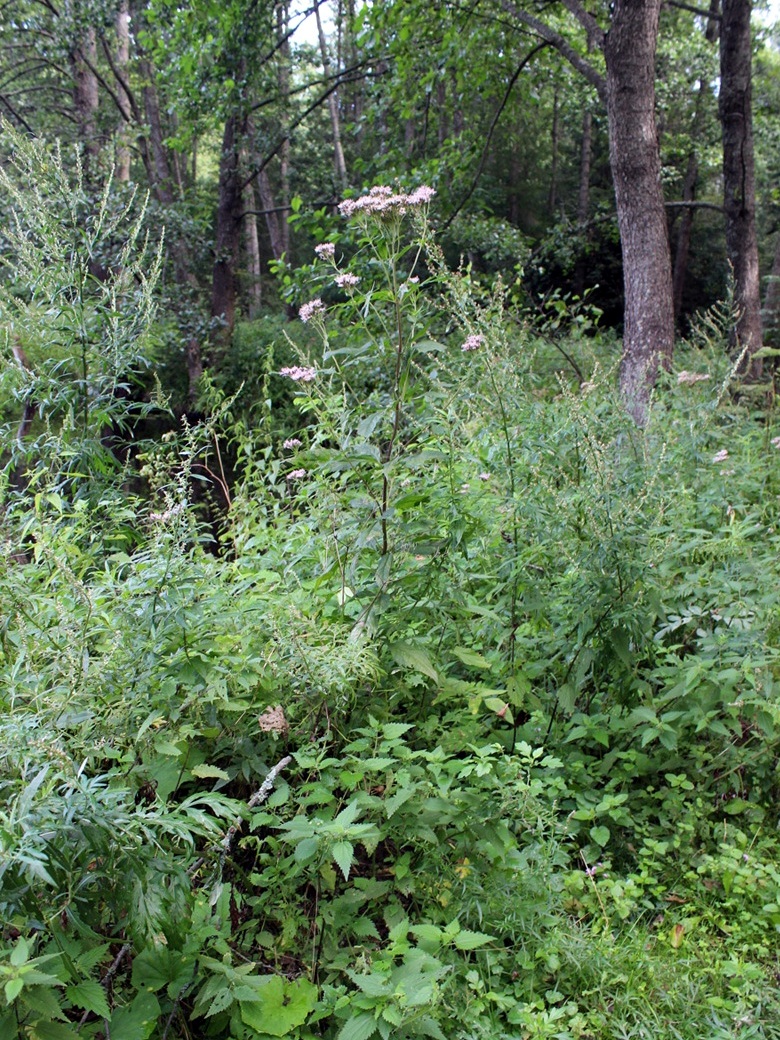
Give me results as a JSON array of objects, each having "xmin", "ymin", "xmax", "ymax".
[{"xmin": 2, "ymin": 134, "xmax": 780, "ymax": 1039}]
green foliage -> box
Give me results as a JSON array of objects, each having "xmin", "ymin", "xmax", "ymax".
[{"xmin": 3, "ymin": 165, "xmax": 780, "ymax": 1040}]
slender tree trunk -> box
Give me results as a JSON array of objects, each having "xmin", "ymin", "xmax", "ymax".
[
  {"xmin": 211, "ymin": 112, "xmax": 245, "ymax": 340},
  {"xmin": 315, "ymin": 1, "xmax": 348, "ymax": 192},
  {"xmin": 114, "ymin": 0, "xmax": 132, "ymax": 181},
  {"xmin": 548, "ymin": 86, "xmax": 559, "ymax": 213},
  {"xmin": 242, "ymin": 144, "xmax": 262, "ymax": 316},
  {"xmin": 72, "ymin": 28, "xmax": 100, "ymax": 177},
  {"xmin": 763, "ymin": 232, "xmax": 780, "ymax": 345},
  {"xmin": 671, "ymin": 150, "xmax": 699, "ymax": 322},
  {"xmin": 719, "ymin": 0, "xmax": 763, "ymax": 372},
  {"xmin": 572, "ymin": 103, "xmax": 593, "ymax": 298},
  {"xmin": 257, "ymin": 167, "xmax": 287, "ymax": 262},
  {"xmin": 604, "ymin": 0, "xmax": 675, "ymax": 424},
  {"xmin": 277, "ymin": 3, "xmax": 292, "ymax": 258}
]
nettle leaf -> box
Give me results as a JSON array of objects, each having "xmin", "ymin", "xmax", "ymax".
[
  {"xmin": 590, "ymin": 826, "xmax": 610, "ymax": 848},
  {"xmin": 390, "ymin": 641, "xmax": 439, "ymax": 682},
  {"xmin": 336, "ymin": 1011, "xmax": 379, "ymax": 1040},
  {"xmin": 239, "ymin": 976, "xmax": 317, "ymax": 1037},
  {"xmin": 190, "ymin": 764, "xmax": 231, "ymax": 781},
  {"xmin": 452, "ymin": 930, "xmax": 496, "ymax": 950},
  {"xmin": 332, "ymin": 840, "xmax": 355, "ymax": 880},
  {"xmin": 65, "ymin": 980, "xmax": 111, "ymax": 1019},
  {"xmin": 108, "ymin": 991, "xmax": 160, "ymax": 1040}
]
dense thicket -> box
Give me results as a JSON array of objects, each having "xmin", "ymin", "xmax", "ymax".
[{"xmin": 3, "ymin": 5, "xmax": 780, "ymax": 1040}]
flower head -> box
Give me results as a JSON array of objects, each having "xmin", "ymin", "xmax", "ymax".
[
  {"xmin": 339, "ymin": 184, "xmax": 436, "ymax": 220},
  {"xmin": 280, "ymin": 365, "xmax": 317, "ymax": 382},
  {"xmin": 772, "ymin": 436, "xmax": 780, "ymax": 449},
  {"xmin": 287, "ymin": 468, "xmax": 306, "ymax": 480},
  {"xmin": 335, "ymin": 272, "xmax": 360, "ymax": 288},
  {"xmin": 299, "ymin": 298, "xmax": 326, "ymax": 323},
  {"xmin": 712, "ymin": 449, "xmax": 729, "ymax": 463},
  {"xmin": 461, "ymin": 334, "xmax": 484, "ymax": 352},
  {"xmin": 283, "ymin": 438, "xmax": 302, "ymax": 449},
  {"xmin": 314, "ymin": 242, "xmax": 336, "ymax": 259}
]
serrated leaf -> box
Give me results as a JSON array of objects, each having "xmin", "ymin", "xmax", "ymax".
[
  {"xmin": 337, "ymin": 1011, "xmax": 379, "ymax": 1040},
  {"xmin": 240, "ymin": 977, "xmax": 316, "ymax": 1036},
  {"xmin": 190, "ymin": 764, "xmax": 231, "ymax": 781},
  {"xmin": 416, "ymin": 1015, "xmax": 447, "ymax": 1039},
  {"xmin": 390, "ymin": 641, "xmax": 438, "ymax": 682},
  {"xmin": 27, "ymin": 1022, "xmax": 80, "ymax": 1040},
  {"xmin": 452, "ymin": 647, "xmax": 492, "ymax": 670},
  {"xmin": 332, "ymin": 840, "xmax": 354, "ymax": 880},
  {"xmin": 108, "ymin": 991, "xmax": 160, "ymax": 1040},
  {"xmin": 452, "ymin": 930, "xmax": 495, "ymax": 950},
  {"xmin": 5, "ymin": 978, "xmax": 24, "ymax": 1003},
  {"xmin": 65, "ymin": 980, "xmax": 111, "ymax": 1019}
]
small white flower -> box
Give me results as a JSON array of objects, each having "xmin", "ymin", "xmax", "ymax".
[{"xmin": 712, "ymin": 449, "xmax": 729, "ymax": 463}]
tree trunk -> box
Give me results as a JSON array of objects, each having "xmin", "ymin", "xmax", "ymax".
[
  {"xmin": 719, "ymin": 0, "xmax": 762, "ymax": 373},
  {"xmin": 763, "ymin": 232, "xmax": 780, "ymax": 345},
  {"xmin": 572, "ymin": 103, "xmax": 593, "ymax": 298},
  {"xmin": 72, "ymin": 27, "xmax": 100, "ymax": 178},
  {"xmin": 243, "ymin": 156, "xmax": 262, "ymax": 317},
  {"xmin": 548, "ymin": 86, "xmax": 559, "ymax": 213},
  {"xmin": 315, "ymin": 1, "xmax": 348, "ymax": 192},
  {"xmin": 604, "ymin": 0, "xmax": 675, "ymax": 424},
  {"xmin": 211, "ymin": 113, "xmax": 244, "ymax": 337},
  {"xmin": 114, "ymin": 0, "xmax": 132, "ymax": 182}
]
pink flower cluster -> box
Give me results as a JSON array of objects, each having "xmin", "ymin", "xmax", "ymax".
[
  {"xmin": 461, "ymin": 334, "xmax": 484, "ymax": 352},
  {"xmin": 338, "ymin": 184, "xmax": 436, "ymax": 218},
  {"xmin": 283, "ymin": 438, "xmax": 302, "ymax": 449},
  {"xmin": 335, "ymin": 272, "xmax": 360, "ymax": 288},
  {"xmin": 280, "ymin": 365, "xmax": 317, "ymax": 382},
  {"xmin": 314, "ymin": 242, "xmax": 336, "ymax": 259},
  {"xmin": 299, "ymin": 298, "xmax": 326, "ymax": 323}
]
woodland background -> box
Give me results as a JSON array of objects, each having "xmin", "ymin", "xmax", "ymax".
[{"xmin": 3, "ymin": 2, "xmax": 780, "ymax": 1039}]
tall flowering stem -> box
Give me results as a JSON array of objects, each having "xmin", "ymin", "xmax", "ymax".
[{"xmin": 337, "ymin": 185, "xmax": 435, "ymax": 556}]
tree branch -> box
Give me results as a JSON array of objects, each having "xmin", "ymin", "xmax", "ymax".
[
  {"xmin": 443, "ymin": 41, "xmax": 550, "ymax": 229},
  {"xmin": 499, "ymin": 0, "xmax": 606, "ymax": 99}
]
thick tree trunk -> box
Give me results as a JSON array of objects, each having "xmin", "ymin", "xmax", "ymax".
[
  {"xmin": 719, "ymin": 0, "xmax": 762, "ymax": 373},
  {"xmin": 604, "ymin": 0, "xmax": 675, "ymax": 424}
]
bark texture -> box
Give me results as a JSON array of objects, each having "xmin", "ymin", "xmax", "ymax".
[
  {"xmin": 719, "ymin": 0, "xmax": 762, "ymax": 372},
  {"xmin": 604, "ymin": 0, "xmax": 674, "ymax": 424}
]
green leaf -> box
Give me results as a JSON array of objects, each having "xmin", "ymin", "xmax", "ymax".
[
  {"xmin": 65, "ymin": 980, "xmax": 111, "ymax": 1019},
  {"xmin": 27, "ymin": 1022, "xmax": 80, "ymax": 1040},
  {"xmin": 240, "ymin": 977, "xmax": 317, "ymax": 1036},
  {"xmin": 590, "ymin": 826, "xmax": 610, "ymax": 847},
  {"xmin": 332, "ymin": 840, "xmax": 354, "ymax": 880},
  {"xmin": 336, "ymin": 1011, "xmax": 379, "ymax": 1040},
  {"xmin": 109, "ymin": 991, "xmax": 161, "ymax": 1040},
  {"xmin": 390, "ymin": 641, "xmax": 438, "ymax": 682},
  {"xmin": 4, "ymin": 978, "xmax": 24, "ymax": 1003},
  {"xmin": 190, "ymin": 764, "xmax": 231, "ymax": 781},
  {"xmin": 452, "ymin": 930, "xmax": 495, "ymax": 950},
  {"xmin": 9, "ymin": 939, "xmax": 29, "ymax": 968},
  {"xmin": 452, "ymin": 647, "xmax": 492, "ymax": 670}
]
